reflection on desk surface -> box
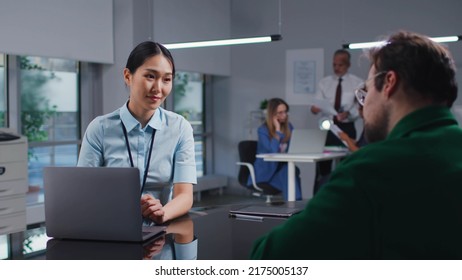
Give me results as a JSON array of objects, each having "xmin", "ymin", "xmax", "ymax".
[
  {"xmin": 47, "ymin": 215, "xmax": 197, "ymax": 260},
  {"xmin": 46, "ymin": 201, "xmax": 308, "ymax": 260},
  {"xmin": 46, "ymin": 238, "xmax": 158, "ymax": 260}
]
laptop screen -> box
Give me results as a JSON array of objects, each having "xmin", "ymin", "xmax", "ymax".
[{"xmin": 288, "ymin": 129, "xmax": 327, "ymax": 154}]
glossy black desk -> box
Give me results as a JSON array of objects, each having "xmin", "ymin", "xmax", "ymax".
[{"xmin": 45, "ymin": 201, "xmax": 307, "ymax": 260}]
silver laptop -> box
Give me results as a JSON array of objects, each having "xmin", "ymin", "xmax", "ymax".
[
  {"xmin": 288, "ymin": 129, "xmax": 327, "ymax": 154},
  {"xmin": 44, "ymin": 166, "xmax": 165, "ymax": 242}
]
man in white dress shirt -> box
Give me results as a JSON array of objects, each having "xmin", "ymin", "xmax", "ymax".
[{"xmin": 311, "ymin": 49, "xmax": 363, "ymax": 193}]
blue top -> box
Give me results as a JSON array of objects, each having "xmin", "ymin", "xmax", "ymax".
[
  {"xmin": 77, "ymin": 102, "xmax": 197, "ymax": 205},
  {"xmin": 251, "ymin": 123, "xmax": 294, "ymax": 184}
]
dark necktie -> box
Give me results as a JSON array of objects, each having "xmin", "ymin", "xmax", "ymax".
[
  {"xmin": 334, "ymin": 77, "xmax": 342, "ymax": 112},
  {"xmin": 333, "ymin": 77, "xmax": 342, "ymax": 124}
]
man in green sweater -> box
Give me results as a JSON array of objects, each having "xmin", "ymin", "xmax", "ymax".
[{"xmin": 251, "ymin": 31, "xmax": 462, "ymax": 259}]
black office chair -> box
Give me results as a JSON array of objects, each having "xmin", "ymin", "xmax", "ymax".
[{"xmin": 236, "ymin": 140, "xmax": 281, "ymax": 203}]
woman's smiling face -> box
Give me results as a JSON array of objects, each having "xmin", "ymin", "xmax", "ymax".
[{"xmin": 124, "ymin": 54, "xmax": 173, "ymax": 116}]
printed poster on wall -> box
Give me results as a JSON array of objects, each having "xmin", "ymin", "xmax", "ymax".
[{"xmin": 285, "ymin": 48, "xmax": 324, "ymax": 105}]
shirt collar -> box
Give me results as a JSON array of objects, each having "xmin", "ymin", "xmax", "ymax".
[
  {"xmin": 335, "ymin": 73, "xmax": 349, "ymax": 80},
  {"xmin": 387, "ymin": 106, "xmax": 458, "ymax": 140},
  {"xmin": 120, "ymin": 101, "xmax": 164, "ymax": 132}
]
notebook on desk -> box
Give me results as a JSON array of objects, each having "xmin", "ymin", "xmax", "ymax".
[
  {"xmin": 44, "ymin": 166, "xmax": 166, "ymax": 242},
  {"xmin": 229, "ymin": 203, "xmax": 304, "ymax": 219},
  {"xmin": 288, "ymin": 129, "xmax": 328, "ymax": 154}
]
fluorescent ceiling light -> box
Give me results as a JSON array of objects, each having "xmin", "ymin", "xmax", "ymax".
[
  {"xmin": 164, "ymin": 34, "xmax": 282, "ymax": 50},
  {"xmin": 343, "ymin": 35, "xmax": 461, "ymax": 50},
  {"xmin": 431, "ymin": 36, "xmax": 460, "ymax": 43},
  {"xmin": 343, "ymin": 41, "xmax": 387, "ymax": 50}
]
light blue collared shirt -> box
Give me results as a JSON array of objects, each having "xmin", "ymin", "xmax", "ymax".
[{"xmin": 77, "ymin": 102, "xmax": 197, "ymax": 204}]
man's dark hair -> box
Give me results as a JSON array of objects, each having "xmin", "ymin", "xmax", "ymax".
[{"xmin": 369, "ymin": 31, "xmax": 458, "ymax": 107}]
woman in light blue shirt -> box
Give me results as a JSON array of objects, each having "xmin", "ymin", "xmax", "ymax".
[{"xmin": 78, "ymin": 41, "xmax": 197, "ymax": 224}]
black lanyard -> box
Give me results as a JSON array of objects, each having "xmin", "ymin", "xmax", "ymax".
[{"xmin": 121, "ymin": 122, "xmax": 156, "ymax": 194}]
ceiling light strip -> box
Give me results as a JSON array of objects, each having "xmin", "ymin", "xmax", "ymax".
[
  {"xmin": 343, "ymin": 35, "xmax": 461, "ymax": 49},
  {"xmin": 164, "ymin": 34, "xmax": 282, "ymax": 50}
]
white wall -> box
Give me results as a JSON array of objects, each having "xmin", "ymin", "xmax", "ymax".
[
  {"xmin": 0, "ymin": 0, "xmax": 113, "ymax": 64},
  {"xmin": 102, "ymin": 0, "xmax": 139, "ymax": 114},
  {"xmin": 152, "ymin": 0, "xmax": 231, "ymax": 76}
]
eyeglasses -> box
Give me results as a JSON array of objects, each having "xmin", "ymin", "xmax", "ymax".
[{"xmin": 354, "ymin": 71, "xmax": 387, "ymax": 105}]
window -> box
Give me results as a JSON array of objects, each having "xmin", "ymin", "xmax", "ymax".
[
  {"xmin": 4, "ymin": 56, "xmax": 81, "ymax": 258},
  {"xmin": 19, "ymin": 56, "xmax": 80, "ymax": 191},
  {"xmin": 0, "ymin": 235, "xmax": 8, "ymax": 259},
  {"xmin": 0, "ymin": 55, "xmax": 82, "ymax": 259},
  {"xmin": 0, "ymin": 54, "xmax": 5, "ymax": 127},
  {"xmin": 173, "ymin": 72, "xmax": 205, "ymax": 177}
]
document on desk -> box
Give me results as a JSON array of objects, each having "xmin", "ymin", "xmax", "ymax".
[{"xmin": 229, "ymin": 205, "xmax": 303, "ymax": 219}]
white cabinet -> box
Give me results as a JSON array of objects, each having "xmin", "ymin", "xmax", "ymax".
[{"xmin": 0, "ymin": 135, "xmax": 28, "ymax": 235}]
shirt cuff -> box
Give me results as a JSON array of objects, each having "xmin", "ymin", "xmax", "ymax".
[{"xmin": 174, "ymin": 236, "xmax": 198, "ymax": 260}]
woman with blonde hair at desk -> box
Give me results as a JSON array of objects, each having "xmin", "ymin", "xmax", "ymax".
[
  {"xmin": 251, "ymin": 98, "xmax": 302, "ymax": 200},
  {"xmin": 78, "ymin": 41, "xmax": 196, "ymax": 224}
]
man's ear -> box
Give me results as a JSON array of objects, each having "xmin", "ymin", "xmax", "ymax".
[
  {"xmin": 382, "ymin": 71, "xmax": 399, "ymax": 99},
  {"xmin": 123, "ymin": 68, "xmax": 131, "ymax": 86}
]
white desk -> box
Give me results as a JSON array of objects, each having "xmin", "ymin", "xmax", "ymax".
[{"xmin": 257, "ymin": 150, "xmax": 348, "ymax": 201}]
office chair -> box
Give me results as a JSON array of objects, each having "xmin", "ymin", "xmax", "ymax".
[{"xmin": 236, "ymin": 140, "xmax": 281, "ymax": 203}]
